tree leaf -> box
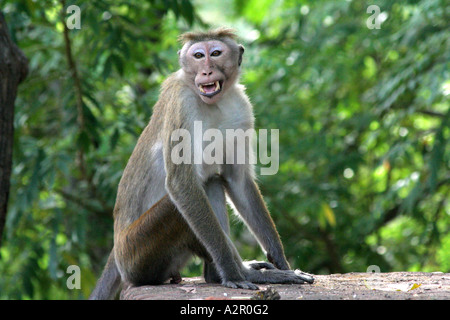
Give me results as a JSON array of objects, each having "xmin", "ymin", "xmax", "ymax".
[{"xmin": 322, "ymin": 203, "xmax": 336, "ymax": 227}]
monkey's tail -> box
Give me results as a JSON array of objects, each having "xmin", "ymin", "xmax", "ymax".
[{"xmin": 89, "ymin": 249, "xmax": 122, "ymax": 300}]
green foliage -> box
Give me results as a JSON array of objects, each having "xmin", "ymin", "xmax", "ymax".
[
  {"xmin": 1, "ymin": 0, "xmax": 198, "ymax": 299},
  {"xmin": 0, "ymin": 0, "xmax": 448, "ymax": 299},
  {"xmin": 234, "ymin": 0, "xmax": 449, "ymax": 274}
]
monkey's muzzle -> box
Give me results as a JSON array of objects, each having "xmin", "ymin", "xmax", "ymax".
[{"xmin": 198, "ymin": 80, "xmax": 222, "ymax": 98}]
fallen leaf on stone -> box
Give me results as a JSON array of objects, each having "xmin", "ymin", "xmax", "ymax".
[
  {"xmin": 179, "ymin": 286, "xmax": 196, "ymax": 293},
  {"xmin": 408, "ymin": 283, "xmax": 421, "ymax": 291}
]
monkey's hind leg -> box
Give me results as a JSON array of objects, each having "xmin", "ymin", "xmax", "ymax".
[
  {"xmin": 203, "ymin": 261, "xmax": 221, "ymax": 283},
  {"xmin": 115, "ymin": 195, "xmax": 197, "ymax": 286}
]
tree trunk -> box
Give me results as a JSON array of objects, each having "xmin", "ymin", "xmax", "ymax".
[{"xmin": 0, "ymin": 11, "xmax": 28, "ymax": 250}]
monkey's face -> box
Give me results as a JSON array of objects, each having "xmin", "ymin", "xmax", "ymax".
[{"xmin": 181, "ymin": 40, "xmax": 243, "ymax": 105}]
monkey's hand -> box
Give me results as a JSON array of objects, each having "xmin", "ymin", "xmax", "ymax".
[
  {"xmin": 294, "ymin": 269, "xmax": 315, "ymax": 284},
  {"xmin": 246, "ymin": 260, "xmax": 315, "ymax": 284}
]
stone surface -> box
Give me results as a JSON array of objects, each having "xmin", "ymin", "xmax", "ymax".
[{"xmin": 121, "ymin": 272, "xmax": 450, "ymax": 300}]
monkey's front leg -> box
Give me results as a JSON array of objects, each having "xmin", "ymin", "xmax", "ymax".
[
  {"xmin": 165, "ymin": 169, "xmax": 258, "ymax": 289},
  {"xmin": 223, "ymin": 169, "xmax": 290, "ymax": 270},
  {"xmin": 224, "ymin": 167, "xmax": 314, "ymax": 284}
]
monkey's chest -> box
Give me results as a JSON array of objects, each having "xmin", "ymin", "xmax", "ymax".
[{"xmin": 194, "ymin": 110, "xmax": 253, "ymax": 182}]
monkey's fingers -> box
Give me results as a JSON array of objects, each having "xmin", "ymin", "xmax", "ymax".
[
  {"xmin": 222, "ymin": 280, "xmax": 259, "ymax": 290},
  {"xmin": 270, "ymin": 270, "xmax": 313, "ymax": 284},
  {"xmin": 294, "ymin": 269, "xmax": 314, "ymax": 284}
]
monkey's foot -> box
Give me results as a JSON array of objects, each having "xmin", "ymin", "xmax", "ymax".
[
  {"xmin": 245, "ymin": 268, "xmax": 314, "ymax": 285},
  {"xmin": 244, "ymin": 260, "xmax": 276, "ymax": 270}
]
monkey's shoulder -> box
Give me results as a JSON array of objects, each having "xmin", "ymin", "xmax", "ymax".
[
  {"xmin": 159, "ymin": 71, "xmax": 196, "ymax": 100},
  {"xmin": 155, "ymin": 72, "xmax": 197, "ymax": 110}
]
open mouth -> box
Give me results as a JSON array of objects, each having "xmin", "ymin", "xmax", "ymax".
[{"xmin": 198, "ymin": 80, "xmax": 222, "ymax": 98}]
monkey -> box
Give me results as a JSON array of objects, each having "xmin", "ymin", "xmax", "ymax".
[{"xmin": 89, "ymin": 28, "xmax": 314, "ymax": 300}]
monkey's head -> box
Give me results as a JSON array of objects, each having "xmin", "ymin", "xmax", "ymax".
[{"xmin": 178, "ymin": 28, "xmax": 245, "ymax": 105}]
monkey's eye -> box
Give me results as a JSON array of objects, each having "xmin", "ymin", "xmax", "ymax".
[
  {"xmin": 211, "ymin": 50, "xmax": 221, "ymax": 57},
  {"xmin": 194, "ymin": 52, "xmax": 204, "ymax": 59}
]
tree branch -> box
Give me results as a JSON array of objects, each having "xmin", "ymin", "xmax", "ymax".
[
  {"xmin": 375, "ymin": 175, "xmax": 450, "ymax": 231},
  {"xmin": 55, "ymin": 188, "xmax": 112, "ymax": 217},
  {"xmin": 417, "ymin": 109, "xmax": 445, "ymax": 118},
  {"xmin": 0, "ymin": 11, "xmax": 28, "ymax": 251},
  {"xmin": 60, "ymin": 0, "xmax": 86, "ymax": 179}
]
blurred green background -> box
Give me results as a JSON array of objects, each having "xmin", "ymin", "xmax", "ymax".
[{"xmin": 0, "ymin": 0, "xmax": 448, "ymax": 299}]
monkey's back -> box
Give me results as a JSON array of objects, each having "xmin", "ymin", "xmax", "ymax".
[{"xmin": 112, "ymin": 72, "xmax": 187, "ymax": 228}]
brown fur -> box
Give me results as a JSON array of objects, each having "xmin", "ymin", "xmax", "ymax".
[{"xmin": 178, "ymin": 27, "xmax": 238, "ymax": 45}]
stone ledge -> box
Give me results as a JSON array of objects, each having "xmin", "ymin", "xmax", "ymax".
[{"xmin": 120, "ymin": 272, "xmax": 450, "ymax": 300}]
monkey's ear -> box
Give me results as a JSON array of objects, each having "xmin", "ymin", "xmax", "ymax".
[
  {"xmin": 238, "ymin": 44, "xmax": 245, "ymax": 66},
  {"xmin": 177, "ymin": 50, "xmax": 181, "ymax": 56}
]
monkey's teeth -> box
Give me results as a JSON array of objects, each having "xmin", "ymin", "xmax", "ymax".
[{"xmin": 199, "ymin": 81, "xmax": 221, "ymax": 95}]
